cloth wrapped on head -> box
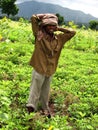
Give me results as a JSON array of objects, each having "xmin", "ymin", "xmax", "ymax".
[{"xmin": 41, "ymin": 14, "xmax": 58, "ymax": 26}]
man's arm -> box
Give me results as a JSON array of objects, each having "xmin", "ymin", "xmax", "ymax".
[
  {"xmin": 56, "ymin": 26, "xmax": 76, "ymax": 44},
  {"xmin": 57, "ymin": 27, "xmax": 76, "ymax": 35},
  {"xmin": 31, "ymin": 14, "xmax": 45, "ymax": 37}
]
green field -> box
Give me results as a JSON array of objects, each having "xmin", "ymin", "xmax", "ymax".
[{"xmin": 0, "ymin": 17, "xmax": 98, "ymax": 130}]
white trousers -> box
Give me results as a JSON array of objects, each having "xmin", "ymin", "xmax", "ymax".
[{"xmin": 26, "ymin": 70, "xmax": 52, "ymax": 110}]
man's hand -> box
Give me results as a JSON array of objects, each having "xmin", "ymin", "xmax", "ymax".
[
  {"xmin": 36, "ymin": 14, "xmax": 45, "ymax": 20},
  {"xmin": 57, "ymin": 27, "xmax": 76, "ymax": 34}
]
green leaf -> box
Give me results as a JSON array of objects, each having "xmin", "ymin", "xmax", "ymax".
[{"xmin": 87, "ymin": 125, "xmax": 94, "ymax": 130}]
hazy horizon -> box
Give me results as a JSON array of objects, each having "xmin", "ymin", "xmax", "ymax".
[{"xmin": 16, "ymin": 0, "xmax": 98, "ymax": 18}]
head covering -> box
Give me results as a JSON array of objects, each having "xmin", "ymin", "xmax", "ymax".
[{"xmin": 41, "ymin": 14, "xmax": 58, "ymax": 26}]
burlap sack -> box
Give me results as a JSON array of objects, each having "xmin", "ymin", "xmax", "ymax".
[{"xmin": 41, "ymin": 14, "xmax": 58, "ymax": 26}]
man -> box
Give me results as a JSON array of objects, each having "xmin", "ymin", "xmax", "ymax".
[{"xmin": 26, "ymin": 14, "xmax": 76, "ymax": 117}]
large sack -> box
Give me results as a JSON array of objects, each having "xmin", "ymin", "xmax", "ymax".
[{"xmin": 41, "ymin": 14, "xmax": 58, "ymax": 26}]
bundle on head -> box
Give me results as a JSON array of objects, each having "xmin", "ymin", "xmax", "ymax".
[{"xmin": 41, "ymin": 14, "xmax": 58, "ymax": 26}]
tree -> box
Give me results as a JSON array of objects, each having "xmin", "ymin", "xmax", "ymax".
[
  {"xmin": 0, "ymin": 0, "xmax": 2, "ymax": 8},
  {"xmin": 89, "ymin": 20, "xmax": 98, "ymax": 30},
  {"xmin": 0, "ymin": 0, "xmax": 19, "ymax": 17},
  {"xmin": 56, "ymin": 13, "xmax": 65, "ymax": 25}
]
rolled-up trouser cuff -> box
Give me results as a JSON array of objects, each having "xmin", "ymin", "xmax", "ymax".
[{"xmin": 26, "ymin": 104, "xmax": 35, "ymax": 109}]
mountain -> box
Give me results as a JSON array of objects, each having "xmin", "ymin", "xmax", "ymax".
[{"xmin": 17, "ymin": 1, "xmax": 98, "ymax": 23}]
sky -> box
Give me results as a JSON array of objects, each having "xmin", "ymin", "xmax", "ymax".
[{"xmin": 16, "ymin": 0, "xmax": 98, "ymax": 18}]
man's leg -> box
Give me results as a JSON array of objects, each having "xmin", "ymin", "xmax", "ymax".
[
  {"xmin": 26, "ymin": 70, "xmax": 45, "ymax": 112},
  {"xmin": 39, "ymin": 76, "xmax": 52, "ymax": 111},
  {"xmin": 39, "ymin": 76, "xmax": 52, "ymax": 118}
]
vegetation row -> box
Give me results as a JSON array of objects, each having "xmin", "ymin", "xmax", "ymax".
[{"xmin": 0, "ymin": 17, "xmax": 98, "ymax": 130}]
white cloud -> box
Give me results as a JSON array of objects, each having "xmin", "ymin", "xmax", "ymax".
[
  {"xmin": 16, "ymin": 0, "xmax": 98, "ymax": 18},
  {"xmin": 16, "ymin": 0, "xmax": 31, "ymax": 3},
  {"xmin": 64, "ymin": 0, "xmax": 98, "ymax": 17}
]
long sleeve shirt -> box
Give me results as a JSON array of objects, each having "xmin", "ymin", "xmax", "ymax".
[{"xmin": 29, "ymin": 14, "xmax": 76, "ymax": 76}]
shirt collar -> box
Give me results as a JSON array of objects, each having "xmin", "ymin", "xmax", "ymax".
[{"xmin": 44, "ymin": 33, "xmax": 57, "ymax": 40}]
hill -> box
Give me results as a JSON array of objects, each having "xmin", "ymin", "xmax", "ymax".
[{"xmin": 17, "ymin": 1, "xmax": 98, "ymax": 23}]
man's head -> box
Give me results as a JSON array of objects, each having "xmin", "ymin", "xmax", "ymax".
[{"xmin": 40, "ymin": 14, "xmax": 58, "ymax": 34}]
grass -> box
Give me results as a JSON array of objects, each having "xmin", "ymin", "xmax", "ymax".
[{"xmin": 0, "ymin": 17, "xmax": 98, "ymax": 130}]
